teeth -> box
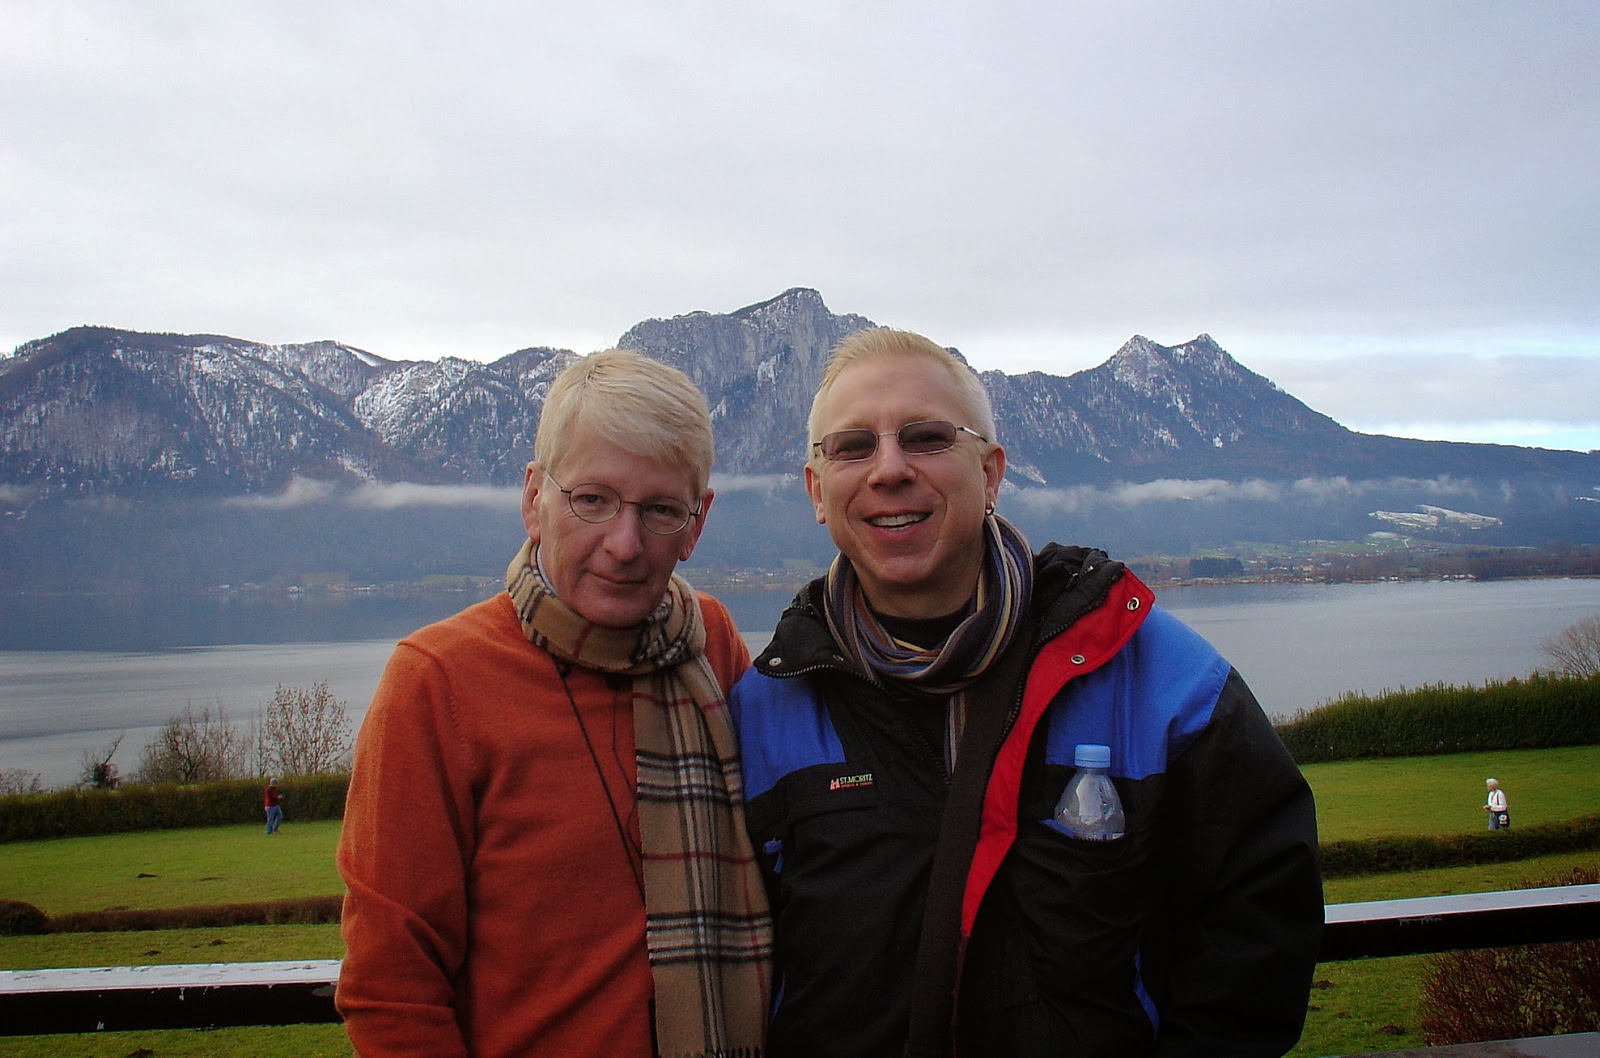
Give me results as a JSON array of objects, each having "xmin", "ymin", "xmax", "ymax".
[{"xmin": 868, "ymin": 513, "xmax": 927, "ymax": 528}]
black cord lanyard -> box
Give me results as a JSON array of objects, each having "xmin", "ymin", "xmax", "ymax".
[{"xmin": 554, "ymin": 658, "xmax": 646, "ymax": 902}]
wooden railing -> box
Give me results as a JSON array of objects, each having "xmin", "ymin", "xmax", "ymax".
[{"xmin": 2, "ymin": 885, "xmax": 1598, "ymax": 1041}]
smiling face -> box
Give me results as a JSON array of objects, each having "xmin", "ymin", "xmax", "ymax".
[
  {"xmin": 521, "ymin": 420, "xmax": 711, "ymax": 629},
  {"xmin": 805, "ymin": 351, "xmax": 1005, "ymax": 618}
]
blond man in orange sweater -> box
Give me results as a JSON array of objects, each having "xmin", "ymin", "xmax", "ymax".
[{"xmin": 337, "ymin": 349, "xmax": 771, "ymax": 1057}]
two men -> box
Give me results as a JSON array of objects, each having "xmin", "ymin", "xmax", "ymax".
[
  {"xmin": 337, "ymin": 350, "xmax": 770, "ymax": 1058},
  {"xmin": 732, "ymin": 328, "xmax": 1324, "ymax": 1056},
  {"xmin": 336, "ymin": 329, "xmax": 1324, "ymax": 1057}
]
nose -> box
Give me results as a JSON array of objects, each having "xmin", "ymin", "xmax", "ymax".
[
  {"xmin": 864, "ymin": 433, "xmax": 915, "ymax": 485},
  {"xmin": 599, "ymin": 504, "xmax": 648, "ymax": 559}
]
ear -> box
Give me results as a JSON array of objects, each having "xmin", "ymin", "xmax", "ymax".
[
  {"xmin": 981, "ymin": 443, "xmax": 1006, "ymax": 511},
  {"xmin": 520, "ymin": 462, "xmax": 543, "ymax": 545},
  {"xmin": 678, "ymin": 489, "xmax": 715, "ymax": 562},
  {"xmin": 804, "ymin": 463, "xmax": 826, "ymax": 524}
]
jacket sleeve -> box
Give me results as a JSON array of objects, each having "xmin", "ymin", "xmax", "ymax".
[
  {"xmin": 336, "ymin": 641, "xmax": 475, "ymax": 1058},
  {"xmin": 1143, "ymin": 669, "xmax": 1324, "ymax": 1057}
]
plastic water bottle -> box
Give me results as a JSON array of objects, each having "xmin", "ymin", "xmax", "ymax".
[{"xmin": 1052, "ymin": 743, "xmax": 1126, "ymax": 840}]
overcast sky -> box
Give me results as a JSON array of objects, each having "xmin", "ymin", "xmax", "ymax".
[{"xmin": 5, "ymin": 2, "xmax": 1597, "ymax": 451}]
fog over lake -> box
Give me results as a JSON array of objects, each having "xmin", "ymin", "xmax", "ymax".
[{"xmin": 3, "ymin": 577, "xmax": 1597, "ymax": 790}]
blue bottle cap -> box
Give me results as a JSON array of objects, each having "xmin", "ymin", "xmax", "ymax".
[{"xmin": 1073, "ymin": 743, "xmax": 1111, "ymax": 768}]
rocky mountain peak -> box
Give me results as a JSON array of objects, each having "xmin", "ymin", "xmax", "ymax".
[
  {"xmin": 1107, "ymin": 334, "xmax": 1190, "ymax": 394},
  {"xmin": 4, "ymin": 292, "xmax": 1596, "ymax": 510}
]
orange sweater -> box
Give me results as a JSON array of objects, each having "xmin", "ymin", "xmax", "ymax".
[{"xmin": 336, "ymin": 592, "xmax": 750, "ymax": 1057}]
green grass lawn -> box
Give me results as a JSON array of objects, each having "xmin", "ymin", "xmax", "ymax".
[
  {"xmin": 1302, "ymin": 744, "xmax": 1600, "ymax": 842},
  {"xmin": 0, "ymin": 820, "xmax": 344, "ymax": 916},
  {"xmin": 2, "ymin": 746, "xmax": 1597, "ymax": 1057},
  {"xmin": 0, "ymin": 1024, "xmax": 351, "ymax": 1058}
]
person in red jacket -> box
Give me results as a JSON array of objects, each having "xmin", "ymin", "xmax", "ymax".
[
  {"xmin": 732, "ymin": 327, "xmax": 1322, "ymax": 1057},
  {"xmin": 336, "ymin": 349, "xmax": 771, "ymax": 1058},
  {"xmin": 262, "ymin": 780, "xmax": 281, "ymax": 835}
]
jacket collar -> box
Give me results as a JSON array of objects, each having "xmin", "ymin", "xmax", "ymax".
[{"xmin": 755, "ymin": 543, "xmax": 1137, "ymax": 681}]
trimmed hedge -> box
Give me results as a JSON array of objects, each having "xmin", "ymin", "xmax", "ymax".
[
  {"xmin": 1320, "ymin": 812, "xmax": 1600, "ymax": 878},
  {"xmin": 50, "ymin": 895, "xmax": 343, "ymax": 933},
  {"xmin": 0, "ymin": 775, "xmax": 348, "ymax": 843},
  {"xmin": 1275, "ymin": 673, "xmax": 1600, "ymax": 765},
  {"xmin": 0, "ymin": 898, "xmax": 48, "ymax": 935},
  {"xmin": 0, "ymin": 896, "xmax": 342, "ymax": 935}
]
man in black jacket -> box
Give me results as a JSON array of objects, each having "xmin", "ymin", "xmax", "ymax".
[{"xmin": 730, "ymin": 327, "xmax": 1323, "ymax": 1056}]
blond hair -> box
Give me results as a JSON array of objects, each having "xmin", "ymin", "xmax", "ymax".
[
  {"xmin": 807, "ymin": 328, "xmax": 997, "ymax": 456},
  {"xmin": 534, "ymin": 349, "xmax": 715, "ymax": 495}
]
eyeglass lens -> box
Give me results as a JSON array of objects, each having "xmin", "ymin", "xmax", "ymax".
[
  {"xmin": 554, "ymin": 477, "xmax": 694, "ymax": 534},
  {"xmin": 818, "ymin": 420, "xmax": 963, "ymax": 462}
]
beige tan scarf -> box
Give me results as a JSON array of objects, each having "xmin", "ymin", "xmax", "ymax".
[{"xmin": 507, "ymin": 540, "xmax": 771, "ymax": 1057}]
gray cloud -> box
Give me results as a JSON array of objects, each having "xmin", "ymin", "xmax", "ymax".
[
  {"xmin": 1247, "ymin": 352, "xmax": 1600, "ymax": 443},
  {"xmin": 4, "ymin": 3, "xmax": 1597, "ymax": 448}
]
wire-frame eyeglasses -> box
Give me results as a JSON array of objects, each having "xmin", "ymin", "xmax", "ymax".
[
  {"xmin": 811, "ymin": 419, "xmax": 988, "ymax": 462},
  {"xmin": 542, "ymin": 471, "xmax": 701, "ymax": 535}
]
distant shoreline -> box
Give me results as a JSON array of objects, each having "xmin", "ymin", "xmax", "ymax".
[{"xmin": 3, "ymin": 567, "xmax": 1598, "ymax": 602}]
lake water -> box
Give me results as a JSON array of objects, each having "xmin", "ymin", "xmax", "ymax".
[{"xmin": 3, "ymin": 577, "xmax": 1598, "ymax": 790}]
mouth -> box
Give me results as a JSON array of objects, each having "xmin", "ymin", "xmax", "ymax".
[
  {"xmin": 590, "ymin": 569, "xmax": 647, "ymax": 588},
  {"xmin": 865, "ymin": 512, "xmax": 929, "ymax": 530}
]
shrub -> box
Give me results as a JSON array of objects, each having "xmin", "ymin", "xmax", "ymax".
[
  {"xmin": 0, "ymin": 774, "xmax": 349, "ymax": 843},
  {"xmin": 1418, "ymin": 866, "xmax": 1600, "ymax": 1044},
  {"xmin": 1320, "ymin": 813, "xmax": 1600, "ymax": 878},
  {"xmin": 1276, "ymin": 673, "xmax": 1600, "ymax": 764},
  {"xmin": 0, "ymin": 899, "xmax": 48, "ymax": 936}
]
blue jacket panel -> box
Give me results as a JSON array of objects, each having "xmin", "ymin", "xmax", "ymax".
[{"xmin": 1041, "ymin": 606, "xmax": 1231, "ymax": 780}]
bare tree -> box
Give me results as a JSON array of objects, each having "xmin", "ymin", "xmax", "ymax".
[
  {"xmin": 1540, "ymin": 614, "xmax": 1600, "ymax": 678},
  {"xmin": 134, "ymin": 703, "xmax": 247, "ymax": 784},
  {"xmin": 0, "ymin": 768, "xmax": 44, "ymax": 796},
  {"xmin": 256, "ymin": 681, "xmax": 354, "ymax": 777},
  {"xmin": 78, "ymin": 735, "xmax": 124, "ymax": 789}
]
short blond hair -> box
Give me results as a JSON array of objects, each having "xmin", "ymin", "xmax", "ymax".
[
  {"xmin": 534, "ymin": 349, "xmax": 714, "ymax": 495},
  {"xmin": 807, "ymin": 328, "xmax": 997, "ymax": 456}
]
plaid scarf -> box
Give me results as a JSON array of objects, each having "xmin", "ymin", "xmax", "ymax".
[
  {"xmin": 823, "ymin": 514, "xmax": 1034, "ymax": 771},
  {"xmin": 507, "ymin": 540, "xmax": 771, "ymax": 1058}
]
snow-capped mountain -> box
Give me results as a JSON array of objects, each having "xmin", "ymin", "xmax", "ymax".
[
  {"xmin": 10, "ymin": 287, "xmax": 1596, "ymax": 498},
  {"xmin": 2, "ymin": 287, "xmax": 1597, "ymax": 572}
]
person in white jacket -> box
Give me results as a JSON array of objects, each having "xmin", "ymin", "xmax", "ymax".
[{"xmin": 1484, "ymin": 777, "xmax": 1509, "ymax": 829}]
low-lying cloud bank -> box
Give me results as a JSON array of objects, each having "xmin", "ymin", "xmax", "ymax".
[
  {"xmin": 709, "ymin": 473, "xmax": 795, "ymax": 497},
  {"xmin": 1004, "ymin": 475, "xmax": 1486, "ymax": 516},
  {"xmin": 49, "ymin": 471, "xmax": 1536, "ymax": 518},
  {"xmin": 224, "ymin": 477, "xmax": 519, "ymax": 511},
  {"xmin": 220, "ymin": 473, "xmax": 798, "ymax": 511}
]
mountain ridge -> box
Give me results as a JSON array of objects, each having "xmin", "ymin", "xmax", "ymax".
[
  {"xmin": 10, "ymin": 286, "xmax": 1593, "ymax": 491},
  {"xmin": 3, "ymin": 289, "xmax": 1598, "ymax": 589}
]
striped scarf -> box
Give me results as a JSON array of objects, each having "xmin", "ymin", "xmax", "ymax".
[
  {"xmin": 507, "ymin": 540, "xmax": 771, "ymax": 1058},
  {"xmin": 824, "ymin": 514, "xmax": 1034, "ymax": 770}
]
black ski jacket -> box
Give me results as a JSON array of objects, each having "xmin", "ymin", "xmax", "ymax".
[{"xmin": 731, "ymin": 545, "xmax": 1323, "ymax": 1057}]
